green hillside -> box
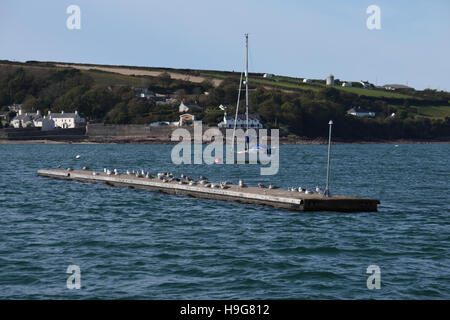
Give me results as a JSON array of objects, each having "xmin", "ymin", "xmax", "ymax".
[{"xmin": 0, "ymin": 60, "xmax": 449, "ymax": 140}]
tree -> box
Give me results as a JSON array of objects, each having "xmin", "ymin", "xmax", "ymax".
[
  {"xmin": 22, "ymin": 95, "xmax": 38, "ymax": 112},
  {"xmin": 157, "ymin": 72, "xmax": 172, "ymax": 88},
  {"xmin": 105, "ymin": 102, "xmax": 129, "ymax": 124}
]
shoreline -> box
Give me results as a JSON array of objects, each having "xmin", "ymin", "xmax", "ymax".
[{"xmin": 1, "ymin": 138, "xmax": 449, "ymax": 145}]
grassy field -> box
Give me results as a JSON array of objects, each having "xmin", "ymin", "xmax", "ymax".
[
  {"xmin": 337, "ymin": 86, "xmax": 415, "ymax": 99},
  {"xmin": 415, "ymin": 105, "xmax": 450, "ymax": 119},
  {"xmin": 200, "ymin": 71, "xmax": 417, "ymax": 98},
  {"xmin": 60, "ymin": 62, "xmax": 419, "ymax": 99},
  {"xmin": 0, "ymin": 61, "xmax": 442, "ymax": 101},
  {"xmin": 83, "ymin": 69, "xmax": 148, "ymax": 87}
]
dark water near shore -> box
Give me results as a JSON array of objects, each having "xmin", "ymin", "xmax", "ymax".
[{"xmin": 0, "ymin": 144, "xmax": 449, "ymax": 299}]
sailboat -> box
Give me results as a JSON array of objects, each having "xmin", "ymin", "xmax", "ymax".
[{"xmin": 231, "ymin": 34, "xmax": 272, "ymax": 162}]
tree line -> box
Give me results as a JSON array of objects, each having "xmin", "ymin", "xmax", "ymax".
[{"xmin": 0, "ymin": 64, "xmax": 449, "ymax": 140}]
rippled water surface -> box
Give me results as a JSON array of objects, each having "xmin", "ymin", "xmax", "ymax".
[{"xmin": 0, "ymin": 143, "xmax": 449, "ymax": 299}]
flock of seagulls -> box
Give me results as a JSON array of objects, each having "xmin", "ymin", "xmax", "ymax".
[
  {"xmin": 58, "ymin": 164, "xmax": 321, "ymax": 194},
  {"xmin": 287, "ymin": 185, "xmax": 323, "ymax": 195}
]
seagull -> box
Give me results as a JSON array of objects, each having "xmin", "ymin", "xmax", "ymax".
[
  {"xmin": 181, "ymin": 174, "xmax": 186, "ymax": 179},
  {"xmin": 238, "ymin": 180, "xmax": 247, "ymax": 188},
  {"xmin": 204, "ymin": 183, "xmax": 211, "ymax": 188},
  {"xmin": 67, "ymin": 168, "xmax": 72, "ymax": 171},
  {"xmin": 141, "ymin": 169, "xmax": 145, "ymax": 176},
  {"xmin": 199, "ymin": 180, "xmax": 208, "ymax": 185},
  {"xmin": 315, "ymin": 186, "xmax": 323, "ymax": 194},
  {"xmin": 126, "ymin": 170, "xmax": 130, "ymax": 175},
  {"xmin": 189, "ymin": 181, "xmax": 197, "ymax": 186},
  {"xmin": 179, "ymin": 180, "xmax": 187, "ymax": 185},
  {"xmin": 268, "ymin": 185, "xmax": 278, "ymax": 190},
  {"xmin": 82, "ymin": 166, "xmax": 88, "ymax": 170},
  {"xmin": 114, "ymin": 169, "xmax": 120, "ymax": 175},
  {"xmin": 298, "ymin": 187, "xmax": 306, "ymax": 193},
  {"xmin": 106, "ymin": 169, "xmax": 112, "ymax": 175},
  {"xmin": 103, "ymin": 168, "xmax": 107, "ymax": 173},
  {"xmin": 258, "ymin": 183, "xmax": 267, "ymax": 189},
  {"xmin": 56, "ymin": 165, "xmax": 61, "ymax": 168},
  {"xmin": 305, "ymin": 189, "xmax": 313, "ymax": 194},
  {"xmin": 200, "ymin": 175, "xmax": 207, "ymax": 181},
  {"xmin": 92, "ymin": 172, "xmax": 98, "ymax": 176},
  {"xmin": 75, "ymin": 155, "xmax": 80, "ymax": 159}
]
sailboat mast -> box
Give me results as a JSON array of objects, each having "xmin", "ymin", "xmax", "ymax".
[{"xmin": 245, "ymin": 33, "xmax": 249, "ymax": 132}]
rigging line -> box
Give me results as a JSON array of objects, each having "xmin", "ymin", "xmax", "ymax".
[{"xmin": 232, "ymin": 41, "xmax": 246, "ymax": 145}]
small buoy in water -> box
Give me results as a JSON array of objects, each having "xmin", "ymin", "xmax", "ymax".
[
  {"xmin": 214, "ymin": 157, "xmax": 222, "ymax": 164},
  {"xmin": 395, "ymin": 145, "xmax": 399, "ymax": 147},
  {"xmin": 75, "ymin": 155, "xmax": 80, "ymax": 159}
]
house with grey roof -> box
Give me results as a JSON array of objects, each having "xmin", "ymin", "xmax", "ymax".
[
  {"xmin": 383, "ymin": 84, "xmax": 414, "ymax": 91},
  {"xmin": 10, "ymin": 110, "xmax": 55, "ymax": 130},
  {"xmin": 346, "ymin": 106, "xmax": 375, "ymax": 118},
  {"xmin": 218, "ymin": 113, "xmax": 263, "ymax": 129},
  {"xmin": 49, "ymin": 110, "xmax": 85, "ymax": 128}
]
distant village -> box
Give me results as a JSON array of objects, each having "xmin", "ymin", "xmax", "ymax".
[{"xmin": 1, "ymin": 73, "xmax": 415, "ymax": 132}]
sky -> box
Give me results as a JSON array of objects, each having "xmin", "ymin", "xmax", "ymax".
[{"xmin": 0, "ymin": 0, "xmax": 449, "ymax": 91}]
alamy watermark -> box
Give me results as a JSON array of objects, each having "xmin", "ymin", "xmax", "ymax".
[
  {"xmin": 170, "ymin": 121, "xmax": 279, "ymax": 175},
  {"xmin": 66, "ymin": 5, "xmax": 81, "ymax": 30},
  {"xmin": 366, "ymin": 265, "xmax": 381, "ymax": 289},
  {"xmin": 66, "ymin": 265, "xmax": 81, "ymax": 289},
  {"xmin": 366, "ymin": 5, "xmax": 381, "ymax": 30}
]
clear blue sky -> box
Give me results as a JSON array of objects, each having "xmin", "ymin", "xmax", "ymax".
[{"xmin": 1, "ymin": 0, "xmax": 449, "ymax": 91}]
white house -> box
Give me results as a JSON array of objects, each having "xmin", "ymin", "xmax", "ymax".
[
  {"xmin": 263, "ymin": 73, "xmax": 274, "ymax": 78},
  {"xmin": 346, "ymin": 107, "xmax": 375, "ymax": 118},
  {"xmin": 326, "ymin": 74, "xmax": 335, "ymax": 86},
  {"xmin": 32, "ymin": 110, "xmax": 55, "ymax": 131},
  {"xmin": 11, "ymin": 109, "xmax": 84, "ymax": 129},
  {"xmin": 342, "ymin": 82, "xmax": 352, "ymax": 87},
  {"xmin": 383, "ymin": 84, "xmax": 414, "ymax": 91},
  {"xmin": 10, "ymin": 110, "xmax": 34, "ymax": 128},
  {"xmin": 303, "ymin": 79, "xmax": 312, "ymax": 84},
  {"xmin": 179, "ymin": 101, "xmax": 199, "ymax": 113},
  {"xmin": 218, "ymin": 113, "xmax": 263, "ymax": 129},
  {"xmin": 10, "ymin": 110, "xmax": 56, "ymax": 130},
  {"xmin": 49, "ymin": 110, "xmax": 85, "ymax": 128},
  {"xmin": 178, "ymin": 113, "xmax": 195, "ymax": 126}
]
